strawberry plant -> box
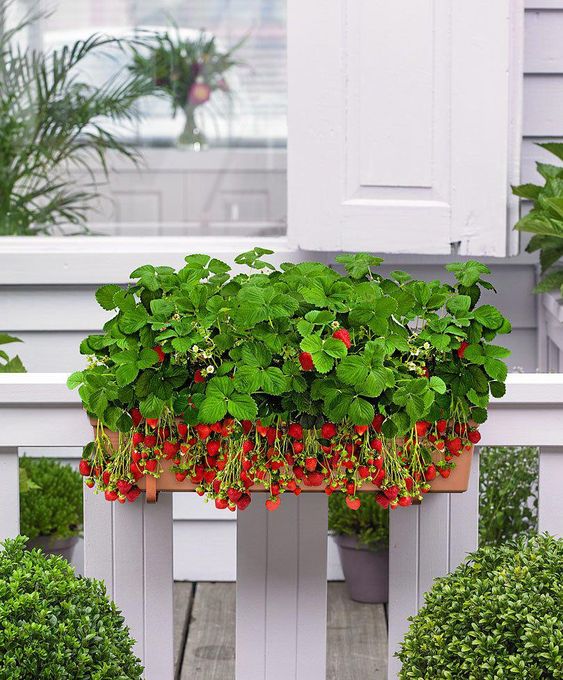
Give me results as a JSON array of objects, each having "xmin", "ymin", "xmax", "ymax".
[
  {"xmin": 70, "ymin": 249, "xmax": 511, "ymax": 511},
  {"xmin": 398, "ymin": 534, "xmax": 563, "ymax": 678},
  {"xmin": 0, "ymin": 333, "xmax": 25, "ymax": 372},
  {"xmin": 0, "ymin": 536, "xmax": 143, "ymax": 678}
]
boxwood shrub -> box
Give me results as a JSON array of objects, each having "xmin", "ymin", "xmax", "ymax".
[
  {"xmin": 398, "ymin": 534, "xmax": 563, "ymax": 678},
  {"xmin": 0, "ymin": 537, "xmax": 143, "ymax": 679},
  {"xmin": 19, "ymin": 457, "xmax": 83, "ymax": 540}
]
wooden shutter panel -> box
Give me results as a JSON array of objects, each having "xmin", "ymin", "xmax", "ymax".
[{"xmin": 288, "ymin": 0, "xmax": 524, "ymax": 255}]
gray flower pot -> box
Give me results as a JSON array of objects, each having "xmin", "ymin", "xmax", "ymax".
[
  {"xmin": 334, "ymin": 534, "xmax": 389, "ymax": 604},
  {"xmin": 27, "ymin": 535, "xmax": 79, "ymax": 563}
]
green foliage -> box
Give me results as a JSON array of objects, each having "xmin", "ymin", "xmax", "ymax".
[
  {"xmin": 513, "ymin": 142, "xmax": 563, "ymax": 294},
  {"xmin": 0, "ymin": 0, "xmax": 152, "ymax": 235},
  {"xmin": 0, "ymin": 536, "xmax": 143, "ymax": 679},
  {"xmin": 328, "ymin": 493, "xmax": 389, "ymax": 549},
  {"xmin": 70, "ymin": 250, "xmax": 510, "ymax": 435},
  {"xmin": 0, "ymin": 333, "xmax": 25, "ymax": 372},
  {"xmin": 398, "ymin": 534, "xmax": 563, "ymax": 679},
  {"xmin": 479, "ymin": 446, "xmax": 538, "ymax": 548},
  {"xmin": 19, "ymin": 458, "xmax": 83, "ymax": 540}
]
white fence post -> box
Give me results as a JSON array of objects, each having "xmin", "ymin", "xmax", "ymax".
[
  {"xmin": 236, "ymin": 493, "xmax": 328, "ymax": 680},
  {"xmin": 538, "ymin": 448, "xmax": 563, "ymax": 539},
  {"xmin": 0, "ymin": 447, "xmax": 19, "ymax": 542}
]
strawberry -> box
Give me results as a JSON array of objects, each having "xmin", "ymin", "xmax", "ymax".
[
  {"xmin": 293, "ymin": 466, "xmax": 305, "ymax": 480},
  {"xmin": 117, "ymin": 495, "xmax": 127, "ymax": 504},
  {"xmin": 175, "ymin": 472, "xmax": 187, "ymax": 482},
  {"xmin": 436, "ymin": 419, "xmax": 447, "ymax": 435},
  {"xmin": 85, "ymin": 478, "xmax": 95, "ymax": 488},
  {"xmin": 435, "ymin": 440, "xmax": 445, "ymax": 451},
  {"xmin": 346, "ymin": 496, "xmax": 361, "ymax": 511},
  {"xmin": 127, "ymin": 487, "xmax": 141, "ymax": 503},
  {"xmin": 468, "ymin": 430, "xmax": 481, "ymax": 444},
  {"xmin": 265, "ymin": 496, "xmax": 281, "ymax": 511},
  {"xmin": 286, "ymin": 480, "xmax": 297, "ymax": 492},
  {"xmin": 358, "ymin": 465, "xmax": 370, "ymax": 479},
  {"xmin": 102, "ymin": 470, "xmax": 111, "ymax": 486},
  {"xmin": 132, "ymin": 432, "xmax": 144, "ymax": 447},
  {"xmin": 153, "ymin": 345, "xmax": 166, "ymax": 363},
  {"xmin": 144, "ymin": 434, "xmax": 157, "ymax": 448},
  {"xmin": 424, "ymin": 464, "xmax": 437, "ymax": 481},
  {"xmin": 374, "ymin": 469, "xmax": 386, "ymax": 486},
  {"xmin": 293, "ymin": 441, "xmax": 304, "ymax": 454},
  {"xmin": 384, "ymin": 485, "xmax": 399, "ymax": 500},
  {"xmin": 163, "ymin": 441, "xmax": 180, "ymax": 459},
  {"xmin": 145, "ymin": 459, "xmax": 157, "ymax": 472},
  {"xmin": 194, "ymin": 370, "xmax": 205, "ymax": 383},
  {"xmin": 130, "ymin": 408, "xmax": 143, "ymax": 427},
  {"xmin": 79, "ymin": 460, "xmax": 91, "ymax": 476},
  {"xmin": 375, "ymin": 493, "xmax": 390, "ymax": 509},
  {"xmin": 324, "ymin": 487, "xmax": 333, "ymax": 496},
  {"xmin": 130, "ymin": 463, "xmax": 143, "ymax": 481},
  {"xmin": 242, "ymin": 440, "xmax": 254, "ymax": 455},
  {"xmin": 457, "ymin": 341, "xmax": 469, "ymax": 359},
  {"xmin": 293, "ymin": 488, "xmax": 302, "ymax": 496},
  {"xmin": 332, "ymin": 328, "xmax": 351, "ymax": 349},
  {"xmin": 196, "ymin": 424, "xmax": 211, "ymax": 440},
  {"xmin": 177, "ymin": 423, "xmax": 188, "ymax": 439},
  {"xmin": 306, "ymin": 471, "xmax": 325, "ymax": 486},
  {"xmin": 104, "ymin": 490, "xmax": 118, "ymax": 502},
  {"xmin": 372, "ymin": 414, "xmax": 385, "ymax": 433},
  {"xmin": 305, "ymin": 457, "xmax": 317, "ymax": 472},
  {"xmin": 206, "ymin": 439, "xmax": 221, "ymax": 456},
  {"xmin": 146, "ymin": 418, "xmax": 159, "ymax": 429},
  {"xmin": 299, "ymin": 352, "xmax": 315, "ymax": 371},
  {"xmin": 446, "ymin": 437, "xmax": 462, "ymax": 455},
  {"xmin": 398, "ymin": 496, "xmax": 413, "ymax": 507},
  {"xmin": 415, "ymin": 421, "xmax": 430, "ymax": 438},
  {"xmin": 288, "ymin": 423, "xmax": 304, "ymax": 440},
  {"xmin": 215, "ymin": 498, "xmax": 229, "ymax": 510},
  {"xmin": 438, "ymin": 467, "xmax": 451, "ymax": 478},
  {"xmin": 227, "ymin": 488, "xmax": 242, "ymax": 503},
  {"xmin": 117, "ymin": 480, "xmax": 132, "ymax": 495},
  {"xmin": 354, "ymin": 425, "xmax": 368, "ymax": 436},
  {"xmin": 241, "ymin": 420, "xmax": 253, "ymax": 434},
  {"xmin": 237, "ymin": 494, "xmax": 252, "ymax": 511},
  {"xmin": 321, "ymin": 422, "xmax": 337, "ymax": 439},
  {"xmin": 405, "ymin": 476, "xmax": 414, "ymax": 491}
]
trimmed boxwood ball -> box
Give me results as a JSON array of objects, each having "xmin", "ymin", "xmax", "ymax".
[
  {"xmin": 398, "ymin": 534, "xmax": 563, "ymax": 679},
  {"xmin": 0, "ymin": 536, "xmax": 143, "ymax": 679},
  {"xmin": 19, "ymin": 457, "xmax": 83, "ymax": 540}
]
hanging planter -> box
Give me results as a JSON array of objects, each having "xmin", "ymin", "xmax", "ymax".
[{"xmin": 70, "ymin": 249, "xmax": 510, "ymax": 511}]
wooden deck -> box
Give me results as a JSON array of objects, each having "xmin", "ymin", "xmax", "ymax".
[{"xmin": 173, "ymin": 582, "xmax": 387, "ymax": 680}]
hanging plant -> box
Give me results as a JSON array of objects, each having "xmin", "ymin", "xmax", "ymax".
[{"xmin": 69, "ymin": 249, "xmax": 511, "ymax": 511}]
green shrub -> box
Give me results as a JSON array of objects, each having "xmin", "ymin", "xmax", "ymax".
[
  {"xmin": 479, "ymin": 446, "xmax": 538, "ymax": 547},
  {"xmin": 19, "ymin": 458, "xmax": 83, "ymax": 540},
  {"xmin": 0, "ymin": 536, "xmax": 143, "ymax": 679},
  {"xmin": 398, "ymin": 534, "xmax": 563, "ymax": 679},
  {"xmin": 328, "ymin": 492, "xmax": 388, "ymax": 549}
]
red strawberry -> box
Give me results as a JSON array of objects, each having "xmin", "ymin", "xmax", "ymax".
[
  {"xmin": 144, "ymin": 434, "xmax": 157, "ymax": 448},
  {"xmin": 102, "ymin": 470, "xmax": 111, "ymax": 486},
  {"xmin": 117, "ymin": 495, "xmax": 127, "ymax": 504},
  {"xmin": 375, "ymin": 493, "xmax": 390, "ymax": 509},
  {"xmin": 130, "ymin": 408, "xmax": 143, "ymax": 427},
  {"xmin": 177, "ymin": 423, "xmax": 188, "ymax": 439},
  {"xmin": 85, "ymin": 478, "xmax": 95, "ymax": 488},
  {"xmin": 372, "ymin": 414, "xmax": 385, "ymax": 433},
  {"xmin": 345, "ymin": 496, "xmax": 361, "ymax": 511},
  {"xmin": 293, "ymin": 466, "xmax": 305, "ymax": 480},
  {"xmin": 293, "ymin": 488, "xmax": 302, "ymax": 496},
  {"xmin": 117, "ymin": 480, "xmax": 132, "ymax": 495},
  {"xmin": 398, "ymin": 496, "xmax": 413, "ymax": 507},
  {"xmin": 227, "ymin": 488, "xmax": 242, "ymax": 503},
  {"xmin": 446, "ymin": 437, "xmax": 462, "ymax": 454},
  {"xmin": 374, "ymin": 469, "xmax": 386, "ymax": 486},
  {"xmin": 79, "ymin": 460, "xmax": 91, "ymax": 477},
  {"xmin": 293, "ymin": 441, "xmax": 304, "ymax": 454},
  {"xmin": 321, "ymin": 423, "xmax": 337, "ymax": 439},
  {"xmin": 288, "ymin": 423, "xmax": 304, "ymax": 440},
  {"xmin": 196, "ymin": 424, "xmax": 211, "ymax": 440},
  {"xmin": 242, "ymin": 440, "xmax": 254, "ymax": 455},
  {"xmin": 206, "ymin": 439, "xmax": 221, "ymax": 456},
  {"xmin": 358, "ymin": 465, "xmax": 370, "ymax": 479},
  {"xmin": 299, "ymin": 352, "xmax": 315, "ymax": 371},
  {"xmin": 457, "ymin": 341, "xmax": 469, "ymax": 359},
  {"xmin": 286, "ymin": 480, "xmax": 297, "ymax": 492},
  {"xmin": 146, "ymin": 418, "xmax": 159, "ymax": 429},
  {"xmin": 324, "ymin": 487, "xmax": 333, "ymax": 496},
  {"xmin": 175, "ymin": 472, "xmax": 187, "ymax": 482},
  {"xmin": 194, "ymin": 370, "xmax": 205, "ymax": 383},
  {"xmin": 305, "ymin": 457, "xmax": 317, "ymax": 472},
  {"xmin": 163, "ymin": 441, "xmax": 180, "ymax": 459},
  {"xmin": 439, "ymin": 467, "xmax": 451, "ymax": 478},
  {"xmin": 237, "ymin": 494, "xmax": 252, "ymax": 511},
  {"xmin": 332, "ymin": 328, "xmax": 351, "ymax": 349},
  {"xmin": 153, "ymin": 345, "xmax": 166, "ymax": 363},
  {"xmin": 384, "ymin": 485, "xmax": 399, "ymax": 500},
  {"xmin": 132, "ymin": 432, "xmax": 144, "ymax": 447},
  {"xmin": 306, "ymin": 471, "xmax": 325, "ymax": 486},
  {"xmin": 130, "ymin": 463, "xmax": 143, "ymax": 481},
  {"xmin": 241, "ymin": 420, "xmax": 253, "ymax": 434},
  {"xmin": 434, "ymin": 440, "xmax": 445, "ymax": 451},
  {"xmin": 354, "ymin": 425, "xmax": 368, "ymax": 436},
  {"xmin": 405, "ymin": 476, "xmax": 414, "ymax": 491},
  {"xmin": 215, "ymin": 498, "xmax": 229, "ymax": 510},
  {"xmin": 415, "ymin": 421, "xmax": 430, "ymax": 438},
  {"xmin": 265, "ymin": 496, "xmax": 281, "ymax": 511},
  {"xmin": 425, "ymin": 464, "xmax": 437, "ymax": 481},
  {"xmin": 436, "ymin": 419, "xmax": 447, "ymax": 435},
  {"xmin": 468, "ymin": 430, "xmax": 481, "ymax": 444},
  {"xmin": 104, "ymin": 490, "xmax": 118, "ymax": 502},
  {"xmin": 127, "ymin": 487, "xmax": 141, "ymax": 503},
  {"xmin": 145, "ymin": 459, "xmax": 157, "ymax": 472},
  {"xmin": 370, "ymin": 438, "xmax": 383, "ymax": 453}
]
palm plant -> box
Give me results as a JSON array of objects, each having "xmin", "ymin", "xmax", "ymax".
[{"xmin": 0, "ymin": 0, "xmax": 153, "ymax": 235}]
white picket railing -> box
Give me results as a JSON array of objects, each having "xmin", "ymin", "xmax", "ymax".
[{"xmin": 0, "ymin": 373, "xmax": 562, "ymax": 680}]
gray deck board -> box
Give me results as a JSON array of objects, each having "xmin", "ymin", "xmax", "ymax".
[{"xmin": 174, "ymin": 581, "xmax": 387, "ymax": 680}]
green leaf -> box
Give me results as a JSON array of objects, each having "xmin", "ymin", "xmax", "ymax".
[
  {"xmin": 323, "ymin": 337, "xmax": 348, "ymax": 359},
  {"xmin": 335, "ymin": 253, "xmax": 383, "ymax": 279},
  {"xmin": 66, "ymin": 371, "xmax": 83, "ymax": 389},
  {"xmin": 297, "ymin": 320, "xmax": 314, "ymax": 337},
  {"xmin": 233, "ymin": 366, "xmax": 262, "ymax": 394},
  {"xmin": 429, "ymin": 376, "xmax": 447, "ymax": 394},
  {"xmin": 241, "ymin": 342, "xmax": 272, "ymax": 368},
  {"xmin": 198, "ymin": 397, "xmax": 228, "ymax": 423},
  {"xmin": 139, "ymin": 393, "xmax": 165, "ymax": 419},
  {"xmin": 490, "ymin": 381, "xmax": 506, "ymax": 398},
  {"xmin": 227, "ymin": 393, "xmax": 258, "ymax": 420},
  {"xmin": 120, "ymin": 308, "xmax": 149, "ymax": 334},
  {"xmin": 95, "ymin": 284, "xmax": 122, "ymax": 310},
  {"xmin": 349, "ymin": 397, "xmax": 375, "ymax": 425},
  {"xmin": 446, "ymin": 295, "xmax": 472, "ymax": 316},
  {"xmin": 474, "ymin": 305, "xmax": 504, "ymax": 329},
  {"xmin": 261, "ymin": 367, "xmax": 290, "ymax": 395},
  {"xmin": 313, "ymin": 352, "xmax": 334, "ymax": 374},
  {"xmin": 171, "ymin": 337, "xmax": 193, "ymax": 352},
  {"xmin": 484, "ymin": 358, "xmax": 508, "ymax": 382},
  {"xmin": 116, "ymin": 363, "xmax": 139, "ymax": 387}
]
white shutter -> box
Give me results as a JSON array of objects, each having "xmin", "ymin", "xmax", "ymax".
[{"xmin": 287, "ymin": 0, "xmax": 524, "ymax": 255}]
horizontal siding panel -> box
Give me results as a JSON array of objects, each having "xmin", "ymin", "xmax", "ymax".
[
  {"xmin": 525, "ymin": 9, "xmax": 563, "ymax": 73},
  {"xmin": 8, "ymin": 332, "xmax": 88, "ymax": 372},
  {"xmin": 523, "ymin": 74, "xmax": 563, "ymax": 135},
  {"xmin": 525, "ymin": 1, "xmax": 563, "ymax": 8},
  {"xmin": 521, "ymin": 138, "xmax": 563, "ymax": 182}
]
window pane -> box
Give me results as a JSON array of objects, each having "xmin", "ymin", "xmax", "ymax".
[{"xmin": 1, "ymin": 0, "xmax": 286, "ymax": 236}]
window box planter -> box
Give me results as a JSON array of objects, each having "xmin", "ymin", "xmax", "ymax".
[{"xmin": 71, "ymin": 250, "xmax": 509, "ymax": 512}]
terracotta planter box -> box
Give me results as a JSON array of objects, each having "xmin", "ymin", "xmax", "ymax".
[{"xmin": 90, "ymin": 420, "xmax": 473, "ymax": 503}]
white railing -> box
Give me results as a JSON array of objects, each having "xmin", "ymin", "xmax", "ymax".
[{"xmin": 1, "ymin": 373, "xmax": 562, "ymax": 680}]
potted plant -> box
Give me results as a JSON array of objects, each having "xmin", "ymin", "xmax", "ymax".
[
  {"xmin": 0, "ymin": 536, "xmax": 143, "ymax": 678},
  {"xmin": 0, "ymin": 333, "xmax": 25, "ymax": 372},
  {"xmin": 129, "ymin": 27, "xmax": 243, "ymax": 148},
  {"xmin": 328, "ymin": 492, "xmax": 389, "ymax": 603},
  {"xmin": 69, "ymin": 249, "xmax": 511, "ymax": 511},
  {"xmin": 19, "ymin": 457, "xmax": 83, "ymax": 562},
  {"xmin": 397, "ymin": 534, "xmax": 563, "ymax": 678}
]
